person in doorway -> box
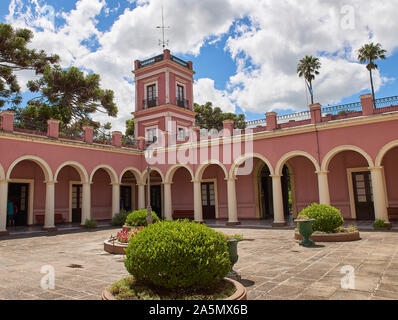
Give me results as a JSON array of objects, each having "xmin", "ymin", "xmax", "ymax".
[{"xmin": 7, "ymin": 199, "xmax": 15, "ymax": 227}]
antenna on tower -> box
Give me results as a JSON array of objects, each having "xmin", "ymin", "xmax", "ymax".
[{"xmin": 157, "ymin": 6, "xmax": 170, "ymax": 49}]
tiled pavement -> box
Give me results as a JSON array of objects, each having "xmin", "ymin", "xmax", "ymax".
[{"xmin": 1, "ymin": 227, "xmax": 398, "ymax": 300}]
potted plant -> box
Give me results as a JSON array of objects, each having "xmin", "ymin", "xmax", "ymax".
[
  {"xmin": 295, "ymin": 214, "xmax": 315, "ymax": 247},
  {"xmin": 294, "ymin": 203, "xmax": 360, "ymax": 242},
  {"xmin": 102, "ymin": 220, "xmax": 247, "ymax": 300}
]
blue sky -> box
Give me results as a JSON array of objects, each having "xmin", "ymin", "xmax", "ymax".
[{"xmin": 1, "ymin": 0, "xmax": 398, "ymax": 130}]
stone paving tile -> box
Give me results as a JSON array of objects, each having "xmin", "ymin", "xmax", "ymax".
[{"xmin": 1, "ymin": 228, "xmax": 398, "ymax": 300}]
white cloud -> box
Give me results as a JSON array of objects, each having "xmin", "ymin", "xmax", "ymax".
[
  {"xmin": 4, "ymin": 0, "xmax": 398, "ymax": 130},
  {"xmin": 194, "ymin": 78, "xmax": 235, "ymax": 113}
]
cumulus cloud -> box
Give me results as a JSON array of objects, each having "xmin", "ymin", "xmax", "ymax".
[{"xmin": 4, "ymin": 0, "xmax": 398, "ymax": 130}]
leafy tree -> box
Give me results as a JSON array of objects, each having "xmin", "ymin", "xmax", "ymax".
[
  {"xmin": 194, "ymin": 102, "xmax": 246, "ymax": 131},
  {"xmin": 25, "ymin": 65, "xmax": 117, "ymax": 136},
  {"xmin": 358, "ymin": 42, "xmax": 387, "ymax": 109},
  {"xmin": 297, "ymin": 55, "xmax": 321, "ymax": 105},
  {"xmin": 0, "ymin": 23, "xmax": 59, "ymax": 108},
  {"xmin": 122, "ymin": 117, "xmax": 135, "ymax": 145}
]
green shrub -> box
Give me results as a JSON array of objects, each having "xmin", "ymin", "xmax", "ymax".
[
  {"xmin": 299, "ymin": 203, "xmax": 344, "ymax": 233},
  {"xmin": 125, "ymin": 220, "xmax": 231, "ymax": 289},
  {"xmin": 374, "ymin": 219, "xmax": 387, "ymax": 228},
  {"xmin": 84, "ymin": 219, "xmax": 97, "ymax": 229},
  {"xmin": 112, "ymin": 210, "xmax": 130, "ymax": 226},
  {"xmin": 125, "ymin": 209, "xmax": 160, "ymax": 227}
]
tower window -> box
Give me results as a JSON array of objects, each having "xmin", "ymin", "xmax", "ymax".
[
  {"xmin": 176, "ymin": 85, "xmax": 187, "ymax": 108},
  {"xmin": 144, "ymin": 84, "xmax": 157, "ymax": 108}
]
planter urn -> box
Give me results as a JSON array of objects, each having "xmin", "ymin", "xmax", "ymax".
[
  {"xmin": 295, "ymin": 218, "xmax": 315, "ymax": 247},
  {"xmin": 227, "ymin": 239, "xmax": 240, "ymax": 268}
]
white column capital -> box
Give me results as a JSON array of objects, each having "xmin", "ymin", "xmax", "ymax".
[
  {"xmin": 45, "ymin": 181, "xmax": 57, "ymax": 186},
  {"xmin": 270, "ymin": 174, "xmax": 282, "ymax": 179},
  {"xmin": 315, "ymin": 170, "xmax": 330, "ymax": 175},
  {"xmin": 369, "ymin": 166, "xmax": 384, "ymax": 171},
  {"xmin": 163, "ymin": 182, "xmax": 173, "ymax": 186},
  {"xmin": 0, "ymin": 180, "xmax": 8, "ymax": 184}
]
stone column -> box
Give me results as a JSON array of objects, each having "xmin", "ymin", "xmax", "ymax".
[
  {"xmin": 112, "ymin": 183, "xmax": 120, "ymax": 217},
  {"xmin": 193, "ymin": 180, "xmax": 203, "ymax": 223},
  {"xmin": 44, "ymin": 181, "xmax": 56, "ymax": 231},
  {"xmin": 164, "ymin": 182, "xmax": 173, "ymax": 221},
  {"xmin": 370, "ymin": 167, "xmax": 390, "ymax": 223},
  {"xmin": 82, "ymin": 182, "xmax": 91, "ymax": 225},
  {"xmin": 138, "ymin": 184, "xmax": 146, "ymax": 210},
  {"xmin": 0, "ymin": 180, "xmax": 8, "ymax": 235},
  {"xmin": 227, "ymin": 178, "xmax": 240, "ymax": 225},
  {"xmin": 271, "ymin": 175, "xmax": 286, "ymax": 227},
  {"xmin": 317, "ymin": 171, "xmax": 331, "ymax": 205}
]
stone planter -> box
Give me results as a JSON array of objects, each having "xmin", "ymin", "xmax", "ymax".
[
  {"xmin": 104, "ymin": 239, "xmax": 128, "ymax": 255},
  {"xmin": 295, "ymin": 218, "xmax": 315, "ymax": 247},
  {"xmin": 101, "ymin": 278, "xmax": 247, "ymax": 301},
  {"xmin": 294, "ymin": 231, "xmax": 361, "ymax": 242}
]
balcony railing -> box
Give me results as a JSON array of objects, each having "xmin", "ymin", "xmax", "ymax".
[
  {"xmin": 171, "ymin": 55, "xmax": 189, "ymax": 68},
  {"xmin": 143, "ymin": 97, "xmax": 158, "ymax": 109},
  {"xmin": 375, "ymin": 96, "xmax": 398, "ymax": 109},
  {"xmin": 139, "ymin": 54, "xmax": 164, "ymax": 68},
  {"xmin": 321, "ymin": 101, "xmax": 362, "ymax": 115},
  {"xmin": 176, "ymin": 97, "xmax": 189, "ymax": 109}
]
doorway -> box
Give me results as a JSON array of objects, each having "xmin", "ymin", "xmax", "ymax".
[
  {"xmin": 150, "ymin": 185, "xmax": 162, "ymax": 218},
  {"xmin": 72, "ymin": 184, "xmax": 82, "ymax": 223},
  {"xmin": 201, "ymin": 182, "xmax": 216, "ymax": 219},
  {"xmin": 352, "ymin": 171, "xmax": 375, "ymax": 220},
  {"xmin": 260, "ymin": 165, "xmax": 290, "ymax": 219},
  {"xmin": 7, "ymin": 183, "xmax": 29, "ymax": 227},
  {"xmin": 120, "ymin": 186, "xmax": 133, "ymax": 212}
]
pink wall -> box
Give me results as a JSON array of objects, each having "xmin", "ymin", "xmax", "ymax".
[
  {"xmin": 288, "ymin": 156, "xmax": 319, "ymax": 213},
  {"xmin": 383, "ymin": 147, "xmax": 398, "ymax": 208},
  {"xmin": 91, "ymin": 169, "xmax": 112, "ymax": 220},
  {"xmin": 171, "ymin": 168, "xmax": 194, "ymax": 214},
  {"xmin": 328, "ymin": 151, "xmax": 368, "ymax": 219}
]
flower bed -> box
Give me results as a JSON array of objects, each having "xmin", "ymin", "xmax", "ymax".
[
  {"xmin": 102, "ymin": 277, "xmax": 246, "ymax": 300},
  {"xmin": 104, "ymin": 227, "xmax": 144, "ymax": 255}
]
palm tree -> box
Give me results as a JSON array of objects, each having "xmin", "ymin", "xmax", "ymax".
[
  {"xmin": 358, "ymin": 42, "xmax": 387, "ymax": 109},
  {"xmin": 297, "ymin": 55, "xmax": 321, "ymax": 105}
]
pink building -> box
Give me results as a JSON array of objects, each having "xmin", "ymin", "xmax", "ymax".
[{"xmin": 1, "ymin": 49, "xmax": 398, "ymax": 235}]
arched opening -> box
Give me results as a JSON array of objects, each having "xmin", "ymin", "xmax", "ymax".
[
  {"xmin": 255, "ymin": 163, "xmax": 291, "ymax": 220},
  {"xmin": 380, "ymin": 145, "xmax": 398, "ymax": 220},
  {"xmin": 55, "ymin": 165, "xmax": 85, "ymax": 224},
  {"xmin": 120, "ymin": 169, "xmax": 140, "ymax": 212},
  {"xmin": 198, "ymin": 164, "xmax": 227, "ymax": 220},
  {"xmin": 142, "ymin": 169, "xmax": 164, "ymax": 218},
  {"xmin": 91, "ymin": 168, "xmax": 113, "ymax": 221},
  {"xmin": 327, "ymin": 150, "xmax": 374, "ymax": 220},
  {"xmin": 169, "ymin": 166, "xmax": 194, "ymax": 220},
  {"xmin": 7, "ymin": 160, "xmax": 48, "ymax": 227}
]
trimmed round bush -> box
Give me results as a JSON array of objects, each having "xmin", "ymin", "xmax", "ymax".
[
  {"xmin": 125, "ymin": 209, "xmax": 160, "ymax": 227},
  {"xmin": 299, "ymin": 203, "xmax": 344, "ymax": 233},
  {"xmin": 125, "ymin": 220, "xmax": 231, "ymax": 289}
]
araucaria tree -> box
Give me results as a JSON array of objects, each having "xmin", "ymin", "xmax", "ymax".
[
  {"xmin": 0, "ymin": 23, "xmax": 59, "ymax": 108},
  {"xmin": 297, "ymin": 55, "xmax": 321, "ymax": 105},
  {"xmin": 358, "ymin": 42, "xmax": 387, "ymax": 109},
  {"xmin": 25, "ymin": 65, "xmax": 118, "ymax": 137}
]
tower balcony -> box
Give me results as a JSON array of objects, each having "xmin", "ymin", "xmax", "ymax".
[
  {"xmin": 143, "ymin": 97, "xmax": 159, "ymax": 109},
  {"xmin": 176, "ymin": 97, "xmax": 189, "ymax": 109},
  {"xmin": 135, "ymin": 49, "xmax": 193, "ymax": 70}
]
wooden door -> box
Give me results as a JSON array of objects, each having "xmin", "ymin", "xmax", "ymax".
[
  {"xmin": 72, "ymin": 184, "xmax": 82, "ymax": 223},
  {"xmin": 352, "ymin": 172, "xmax": 375, "ymax": 220},
  {"xmin": 150, "ymin": 185, "xmax": 162, "ymax": 218},
  {"xmin": 201, "ymin": 182, "xmax": 216, "ymax": 219},
  {"xmin": 120, "ymin": 186, "xmax": 132, "ymax": 212}
]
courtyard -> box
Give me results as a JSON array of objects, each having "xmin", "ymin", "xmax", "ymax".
[{"xmin": 0, "ymin": 227, "xmax": 398, "ymax": 300}]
